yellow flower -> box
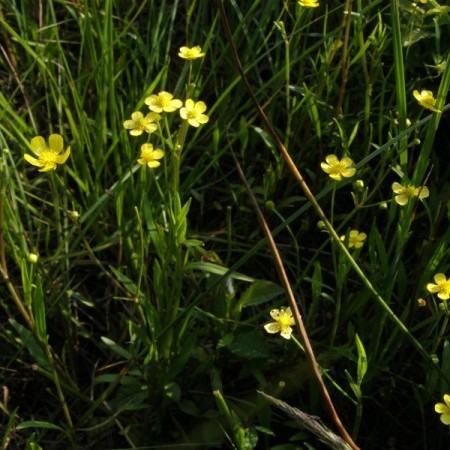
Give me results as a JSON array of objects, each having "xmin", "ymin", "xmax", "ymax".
[
  {"xmin": 24, "ymin": 134, "xmax": 70, "ymax": 172},
  {"xmin": 179, "ymin": 99, "xmax": 209, "ymax": 127},
  {"xmin": 427, "ymin": 273, "xmax": 450, "ymax": 300},
  {"xmin": 264, "ymin": 307, "xmax": 295, "ymax": 340},
  {"xmin": 178, "ymin": 46, "xmax": 205, "ymax": 60},
  {"xmin": 320, "ymin": 154, "xmax": 356, "ymax": 181},
  {"xmin": 123, "ymin": 111, "xmax": 160, "ymax": 136},
  {"xmin": 340, "ymin": 230, "xmax": 367, "ymax": 249},
  {"xmin": 137, "ymin": 143, "xmax": 164, "ymax": 168},
  {"xmin": 298, "ymin": 0, "xmax": 319, "ymax": 7},
  {"xmin": 391, "ymin": 182, "xmax": 429, "ymax": 206},
  {"xmin": 145, "ymin": 91, "xmax": 183, "ymax": 113},
  {"xmin": 435, "ymin": 394, "xmax": 450, "ymax": 425},
  {"xmin": 413, "ymin": 89, "xmax": 441, "ymax": 113}
]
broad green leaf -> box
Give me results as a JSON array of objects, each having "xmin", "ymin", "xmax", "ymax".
[
  {"xmin": 227, "ymin": 331, "xmax": 270, "ymax": 360},
  {"xmin": 238, "ymin": 280, "xmax": 284, "ymax": 308}
]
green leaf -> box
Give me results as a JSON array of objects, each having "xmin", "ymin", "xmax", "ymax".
[
  {"xmin": 187, "ymin": 261, "xmax": 254, "ymax": 282},
  {"xmin": 8, "ymin": 319, "xmax": 49, "ymax": 370},
  {"xmin": 32, "ymin": 276, "xmax": 47, "ymax": 343},
  {"xmin": 238, "ymin": 280, "xmax": 284, "ymax": 308},
  {"xmin": 100, "ymin": 336, "xmax": 132, "ymax": 359},
  {"xmin": 17, "ymin": 420, "xmax": 64, "ymax": 431},
  {"xmin": 227, "ymin": 331, "xmax": 270, "ymax": 360},
  {"xmin": 355, "ymin": 333, "xmax": 368, "ymax": 384},
  {"xmin": 109, "ymin": 266, "xmax": 140, "ymax": 297}
]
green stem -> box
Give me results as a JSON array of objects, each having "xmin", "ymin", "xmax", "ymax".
[{"xmin": 432, "ymin": 308, "xmax": 449, "ymax": 355}]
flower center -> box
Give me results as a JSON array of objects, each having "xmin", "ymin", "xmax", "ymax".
[
  {"xmin": 141, "ymin": 149, "xmax": 153, "ymax": 159},
  {"xmin": 131, "ymin": 119, "xmax": 143, "ymax": 130},
  {"xmin": 277, "ymin": 312, "xmax": 293, "ymax": 330},
  {"xmin": 404, "ymin": 186, "xmax": 418, "ymax": 198},
  {"xmin": 159, "ymin": 97, "xmax": 170, "ymax": 107},
  {"xmin": 187, "ymin": 110, "xmax": 198, "ymax": 120},
  {"xmin": 40, "ymin": 150, "xmax": 58, "ymax": 164},
  {"xmin": 330, "ymin": 162, "xmax": 346, "ymax": 174},
  {"xmin": 439, "ymin": 281, "xmax": 450, "ymax": 296}
]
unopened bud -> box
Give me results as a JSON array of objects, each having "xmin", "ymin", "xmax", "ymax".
[{"xmin": 27, "ymin": 253, "xmax": 39, "ymax": 264}]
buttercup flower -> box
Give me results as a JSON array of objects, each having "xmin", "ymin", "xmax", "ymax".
[
  {"xmin": 123, "ymin": 111, "xmax": 160, "ymax": 136},
  {"xmin": 179, "ymin": 99, "xmax": 209, "ymax": 127},
  {"xmin": 298, "ymin": 0, "xmax": 319, "ymax": 7},
  {"xmin": 137, "ymin": 143, "xmax": 164, "ymax": 168},
  {"xmin": 145, "ymin": 91, "xmax": 183, "ymax": 113},
  {"xmin": 340, "ymin": 230, "xmax": 367, "ymax": 249},
  {"xmin": 320, "ymin": 154, "xmax": 356, "ymax": 181},
  {"xmin": 178, "ymin": 46, "xmax": 205, "ymax": 60},
  {"xmin": 392, "ymin": 182, "xmax": 429, "ymax": 206},
  {"xmin": 427, "ymin": 273, "xmax": 450, "ymax": 300},
  {"xmin": 24, "ymin": 134, "xmax": 70, "ymax": 172},
  {"xmin": 413, "ymin": 90, "xmax": 441, "ymax": 113},
  {"xmin": 264, "ymin": 307, "xmax": 295, "ymax": 340},
  {"xmin": 435, "ymin": 394, "xmax": 450, "ymax": 425}
]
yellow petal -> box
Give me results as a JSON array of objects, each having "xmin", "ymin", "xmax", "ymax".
[
  {"xmin": 196, "ymin": 114, "xmax": 209, "ymax": 124},
  {"xmin": 329, "ymin": 173, "xmax": 343, "ymax": 181},
  {"xmin": 185, "ymin": 99, "xmax": 195, "ymax": 110},
  {"xmin": 436, "ymin": 403, "xmax": 448, "ymax": 413},
  {"xmin": 341, "ymin": 168, "xmax": 356, "ymax": 178},
  {"xmin": 55, "ymin": 147, "xmax": 70, "ymax": 164},
  {"xmin": 39, "ymin": 163, "xmax": 57, "ymax": 172},
  {"xmin": 131, "ymin": 111, "xmax": 144, "ymax": 120},
  {"xmin": 30, "ymin": 136, "xmax": 47, "ymax": 156},
  {"xmin": 325, "ymin": 154, "xmax": 338, "ymax": 164},
  {"xmin": 269, "ymin": 309, "xmax": 280, "ymax": 320},
  {"xmin": 264, "ymin": 322, "xmax": 280, "ymax": 334},
  {"xmin": 444, "ymin": 394, "xmax": 450, "ymax": 407},
  {"xmin": 188, "ymin": 119, "xmax": 200, "ymax": 127},
  {"xmin": 179, "ymin": 108, "xmax": 188, "ymax": 120},
  {"xmin": 434, "ymin": 273, "xmax": 447, "ymax": 284},
  {"xmin": 418, "ymin": 186, "xmax": 429, "ymax": 200},
  {"xmin": 391, "ymin": 182, "xmax": 403, "ymax": 193},
  {"xmin": 341, "ymin": 157, "xmax": 354, "ymax": 167},
  {"xmin": 395, "ymin": 194, "xmax": 409, "ymax": 206},
  {"xmin": 152, "ymin": 149, "xmax": 165, "ymax": 159},
  {"xmin": 123, "ymin": 120, "xmax": 135, "ymax": 129},
  {"xmin": 280, "ymin": 329, "xmax": 293, "ymax": 339},
  {"xmin": 194, "ymin": 101, "xmax": 207, "ymax": 113},
  {"xmin": 413, "ymin": 90, "xmax": 422, "ymax": 102},
  {"xmin": 24, "ymin": 153, "xmax": 44, "ymax": 167},
  {"xmin": 48, "ymin": 134, "xmax": 63, "ymax": 153}
]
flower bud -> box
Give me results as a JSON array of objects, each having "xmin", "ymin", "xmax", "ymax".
[{"xmin": 27, "ymin": 253, "xmax": 39, "ymax": 264}]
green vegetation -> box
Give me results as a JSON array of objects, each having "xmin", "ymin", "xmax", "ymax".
[{"xmin": 1, "ymin": 0, "xmax": 450, "ymax": 448}]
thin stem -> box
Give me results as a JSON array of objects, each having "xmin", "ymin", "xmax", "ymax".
[{"xmin": 335, "ymin": 0, "xmax": 353, "ymax": 116}]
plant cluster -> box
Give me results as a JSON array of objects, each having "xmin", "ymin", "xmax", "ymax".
[{"xmin": 1, "ymin": 1, "xmax": 450, "ymax": 449}]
